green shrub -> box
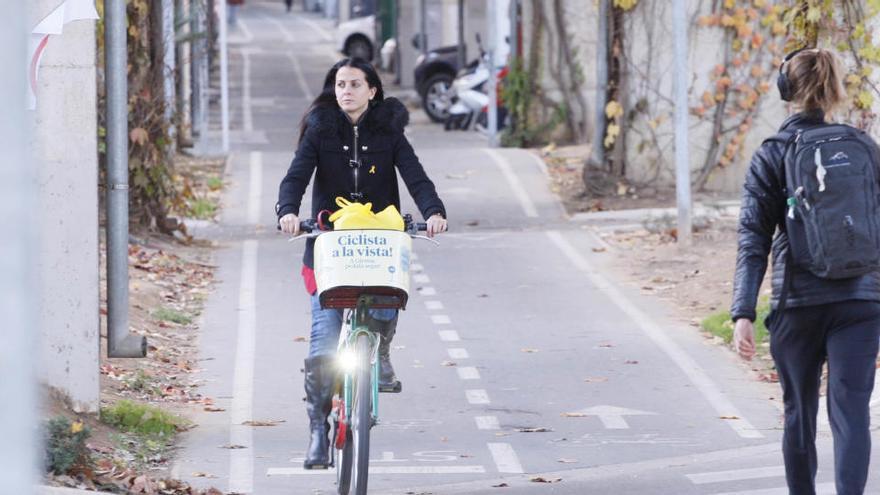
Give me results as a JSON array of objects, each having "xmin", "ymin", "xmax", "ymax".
[
  {"xmin": 152, "ymin": 306, "xmax": 193, "ymax": 325},
  {"xmin": 101, "ymin": 400, "xmax": 185, "ymax": 437},
  {"xmin": 186, "ymin": 197, "xmax": 217, "ymax": 219},
  {"xmin": 206, "ymin": 176, "xmax": 224, "ymax": 191},
  {"xmin": 44, "ymin": 416, "xmax": 92, "ymax": 475}
]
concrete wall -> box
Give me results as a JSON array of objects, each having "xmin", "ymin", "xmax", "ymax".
[
  {"xmin": 522, "ymin": 0, "xmax": 788, "ymax": 193},
  {"xmin": 30, "ymin": 0, "xmax": 100, "ymax": 413}
]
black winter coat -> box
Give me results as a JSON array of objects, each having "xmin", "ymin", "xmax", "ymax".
[
  {"xmin": 276, "ymin": 97, "xmax": 446, "ymax": 268},
  {"xmin": 730, "ymin": 110, "xmax": 880, "ymax": 322}
]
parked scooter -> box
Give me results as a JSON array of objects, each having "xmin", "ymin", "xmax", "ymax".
[{"xmin": 444, "ymin": 34, "xmax": 508, "ymax": 132}]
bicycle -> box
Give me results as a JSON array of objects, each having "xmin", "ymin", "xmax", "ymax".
[{"xmin": 292, "ymin": 215, "xmax": 433, "ymax": 495}]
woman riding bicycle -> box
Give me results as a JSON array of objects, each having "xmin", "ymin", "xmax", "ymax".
[{"xmin": 276, "ymin": 58, "xmax": 447, "ymax": 470}]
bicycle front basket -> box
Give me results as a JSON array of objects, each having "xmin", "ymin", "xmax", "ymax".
[{"xmin": 313, "ymin": 229, "xmax": 412, "ymax": 309}]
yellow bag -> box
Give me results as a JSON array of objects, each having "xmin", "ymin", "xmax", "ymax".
[{"xmin": 328, "ymin": 197, "xmax": 405, "ymax": 231}]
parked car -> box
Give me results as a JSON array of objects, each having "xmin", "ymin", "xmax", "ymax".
[
  {"xmin": 336, "ymin": 14, "xmax": 375, "ymax": 61},
  {"xmin": 414, "ymin": 45, "xmax": 464, "ymax": 123}
]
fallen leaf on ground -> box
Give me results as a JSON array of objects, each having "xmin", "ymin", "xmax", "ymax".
[
  {"xmin": 204, "ymin": 406, "xmax": 226, "ymax": 412},
  {"xmin": 466, "ymin": 220, "xmax": 480, "ymax": 226},
  {"xmin": 494, "ymin": 432, "xmax": 511, "ymax": 437},
  {"xmin": 597, "ymin": 342, "xmax": 615, "ymax": 348},
  {"xmin": 719, "ymin": 415, "xmax": 740, "ymax": 420},
  {"xmin": 293, "ymin": 336, "xmax": 309, "ymax": 342},
  {"xmin": 557, "ymin": 458, "xmax": 577, "ymax": 463},
  {"xmin": 520, "ymin": 348, "xmax": 539, "ymax": 353},
  {"xmin": 219, "ymin": 444, "xmax": 247, "ymax": 449},
  {"xmin": 242, "ymin": 419, "xmax": 285, "ymax": 426},
  {"xmin": 446, "ymin": 173, "xmax": 468, "ymax": 179},
  {"xmin": 625, "ymin": 360, "xmax": 639, "ymax": 364},
  {"xmin": 592, "ymin": 247, "xmax": 607, "ymax": 253},
  {"xmin": 530, "ymin": 476, "xmax": 562, "ymax": 483},
  {"xmin": 191, "ymin": 472, "xmax": 217, "ymax": 478},
  {"xmin": 516, "ymin": 427, "xmax": 552, "ymax": 433},
  {"xmin": 441, "ymin": 360, "xmax": 457, "ymax": 367},
  {"xmin": 583, "ymin": 377, "xmax": 609, "ymax": 383},
  {"xmin": 491, "ymin": 483, "xmax": 509, "ymax": 488},
  {"xmin": 561, "ymin": 412, "xmax": 587, "ymax": 418}
]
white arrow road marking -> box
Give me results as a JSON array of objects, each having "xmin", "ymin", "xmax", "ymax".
[
  {"xmin": 687, "ymin": 466, "xmax": 784, "ymax": 484},
  {"xmin": 413, "ymin": 273, "xmax": 431, "ymax": 284},
  {"xmin": 573, "ymin": 405, "xmax": 657, "ymax": 429},
  {"xmin": 547, "ymin": 231, "xmax": 763, "ymax": 439}
]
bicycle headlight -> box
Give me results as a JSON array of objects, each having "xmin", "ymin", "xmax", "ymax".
[{"xmin": 338, "ymin": 349, "xmax": 358, "ymax": 372}]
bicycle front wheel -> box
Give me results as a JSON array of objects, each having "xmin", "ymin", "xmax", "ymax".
[{"xmin": 350, "ymin": 333, "xmax": 373, "ymax": 495}]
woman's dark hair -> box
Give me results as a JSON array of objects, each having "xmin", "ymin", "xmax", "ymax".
[{"xmin": 297, "ymin": 58, "xmax": 385, "ymax": 143}]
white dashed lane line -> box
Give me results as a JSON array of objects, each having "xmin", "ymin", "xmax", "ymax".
[
  {"xmin": 430, "ymin": 314, "xmax": 451, "ymax": 325},
  {"xmin": 466, "ymin": 389, "xmax": 491, "ymax": 405},
  {"xmin": 416, "ymin": 256, "xmax": 526, "ymax": 476},
  {"xmin": 448, "ymin": 348, "xmax": 469, "ymax": 359},
  {"xmin": 438, "ymin": 330, "xmax": 460, "ymax": 342},
  {"xmin": 456, "ymin": 367, "xmax": 481, "ymax": 380},
  {"xmin": 475, "ymin": 416, "xmax": 500, "ymax": 430}
]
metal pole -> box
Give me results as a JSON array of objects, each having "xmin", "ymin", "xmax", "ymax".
[
  {"xmin": 219, "ymin": 0, "xmax": 230, "ymax": 152},
  {"xmin": 672, "ymin": 0, "xmax": 692, "ymax": 245},
  {"xmin": 420, "ymin": 0, "xmax": 428, "ymax": 55},
  {"xmin": 457, "ymin": 0, "xmax": 465, "ymax": 68},
  {"xmin": 163, "ymin": 0, "xmax": 177, "ymax": 142},
  {"xmin": 1, "ymin": 2, "xmax": 37, "ymax": 492},
  {"xmin": 191, "ymin": 0, "xmax": 203, "ymax": 138},
  {"xmin": 487, "ymin": 0, "xmax": 498, "ymax": 147},
  {"xmin": 177, "ymin": 0, "xmax": 193, "ymax": 146},
  {"xmin": 106, "ymin": 0, "xmax": 148, "ymax": 357},
  {"xmin": 593, "ymin": 0, "xmax": 608, "ymax": 166}
]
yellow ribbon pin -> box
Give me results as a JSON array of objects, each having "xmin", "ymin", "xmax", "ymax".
[{"xmin": 369, "ymin": 165, "xmax": 376, "ymax": 174}]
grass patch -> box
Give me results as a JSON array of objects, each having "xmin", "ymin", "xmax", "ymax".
[
  {"xmin": 122, "ymin": 369, "xmax": 161, "ymax": 396},
  {"xmin": 152, "ymin": 306, "xmax": 193, "ymax": 325},
  {"xmin": 206, "ymin": 176, "xmax": 224, "ymax": 191},
  {"xmin": 702, "ymin": 298, "xmax": 771, "ymax": 348},
  {"xmin": 101, "ymin": 400, "xmax": 187, "ymax": 437},
  {"xmin": 186, "ymin": 197, "xmax": 217, "ymax": 219}
]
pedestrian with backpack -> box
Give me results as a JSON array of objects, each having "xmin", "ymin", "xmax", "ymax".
[{"xmin": 731, "ymin": 47, "xmax": 880, "ymax": 495}]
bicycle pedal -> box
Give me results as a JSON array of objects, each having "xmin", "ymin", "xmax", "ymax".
[{"xmin": 379, "ymin": 381, "xmax": 402, "ymax": 393}]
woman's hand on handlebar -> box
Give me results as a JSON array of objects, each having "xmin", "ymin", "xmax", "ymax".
[
  {"xmin": 279, "ymin": 213, "xmax": 300, "ymax": 235},
  {"xmin": 427, "ymin": 213, "xmax": 447, "ymax": 238}
]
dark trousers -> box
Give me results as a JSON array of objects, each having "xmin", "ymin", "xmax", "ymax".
[{"xmin": 768, "ymin": 300, "xmax": 880, "ymax": 495}]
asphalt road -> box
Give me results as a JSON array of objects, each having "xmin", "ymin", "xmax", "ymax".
[{"xmin": 172, "ymin": 3, "xmax": 880, "ymax": 494}]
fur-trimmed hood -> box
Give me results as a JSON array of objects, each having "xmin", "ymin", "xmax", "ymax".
[{"xmin": 306, "ymin": 96, "xmax": 410, "ymax": 138}]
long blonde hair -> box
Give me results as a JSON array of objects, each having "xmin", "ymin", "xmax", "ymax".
[{"xmin": 785, "ymin": 48, "xmax": 847, "ymax": 114}]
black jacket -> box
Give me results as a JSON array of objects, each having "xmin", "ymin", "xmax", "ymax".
[
  {"xmin": 730, "ymin": 110, "xmax": 880, "ymax": 322},
  {"xmin": 277, "ymin": 97, "xmax": 446, "ymax": 268}
]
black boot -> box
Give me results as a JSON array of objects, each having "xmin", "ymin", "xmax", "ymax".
[
  {"xmin": 375, "ymin": 322, "xmax": 402, "ymax": 393},
  {"xmin": 303, "ymin": 355, "xmax": 334, "ymax": 469}
]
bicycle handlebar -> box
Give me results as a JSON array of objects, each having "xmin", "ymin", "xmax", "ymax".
[{"xmin": 278, "ymin": 214, "xmax": 433, "ymax": 236}]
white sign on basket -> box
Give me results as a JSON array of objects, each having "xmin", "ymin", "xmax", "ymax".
[{"xmin": 314, "ymin": 230, "xmax": 412, "ymax": 296}]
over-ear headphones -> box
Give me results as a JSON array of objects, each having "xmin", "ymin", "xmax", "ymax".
[{"xmin": 777, "ymin": 47, "xmax": 809, "ymax": 102}]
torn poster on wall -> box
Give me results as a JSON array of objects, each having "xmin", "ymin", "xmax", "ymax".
[{"xmin": 29, "ymin": 0, "xmax": 99, "ymax": 110}]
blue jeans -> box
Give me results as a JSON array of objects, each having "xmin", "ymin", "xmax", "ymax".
[{"xmin": 308, "ymin": 294, "xmax": 398, "ymax": 357}]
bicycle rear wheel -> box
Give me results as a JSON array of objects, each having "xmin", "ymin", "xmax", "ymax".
[{"xmin": 350, "ymin": 334, "xmax": 373, "ymax": 495}]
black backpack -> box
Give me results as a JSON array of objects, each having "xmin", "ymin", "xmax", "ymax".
[{"xmin": 776, "ymin": 123, "xmax": 880, "ymax": 279}]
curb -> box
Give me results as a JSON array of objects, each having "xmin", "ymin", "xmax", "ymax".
[{"xmin": 36, "ymin": 486, "xmax": 96, "ymax": 495}]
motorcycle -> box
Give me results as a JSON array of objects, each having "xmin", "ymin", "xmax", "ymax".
[{"xmin": 444, "ymin": 34, "xmax": 508, "ymax": 132}]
